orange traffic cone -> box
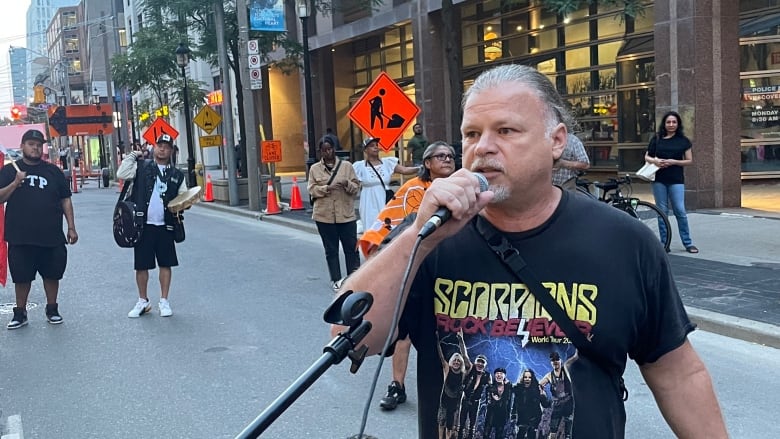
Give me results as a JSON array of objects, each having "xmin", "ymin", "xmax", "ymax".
[
  {"xmin": 203, "ymin": 174, "xmax": 214, "ymax": 202},
  {"xmin": 289, "ymin": 176, "xmax": 304, "ymax": 210},
  {"xmin": 263, "ymin": 179, "xmax": 281, "ymax": 215},
  {"xmin": 116, "ymin": 179, "xmax": 124, "ymax": 193}
]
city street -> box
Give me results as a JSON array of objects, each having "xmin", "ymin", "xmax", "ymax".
[{"xmin": 0, "ymin": 187, "xmax": 778, "ymax": 438}]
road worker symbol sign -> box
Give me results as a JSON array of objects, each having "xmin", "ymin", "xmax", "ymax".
[
  {"xmin": 193, "ymin": 105, "xmax": 222, "ymax": 134},
  {"xmin": 348, "ymin": 72, "xmax": 420, "ymax": 152},
  {"xmin": 142, "ymin": 118, "xmax": 180, "ymax": 146}
]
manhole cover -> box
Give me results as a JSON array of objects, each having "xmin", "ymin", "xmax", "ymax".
[{"xmin": 0, "ymin": 302, "xmax": 40, "ymax": 315}]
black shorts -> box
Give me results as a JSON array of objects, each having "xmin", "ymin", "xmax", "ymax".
[
  {"xmin": 133, "ymin": 224, "xmax": 179, "ymax": 270},
  {"xmin": 8, "ymin": 244, "xmax": 68, "ymax": 283}
]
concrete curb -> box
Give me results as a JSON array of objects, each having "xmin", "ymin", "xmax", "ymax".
[
  {"xmin": 687, "ymin": 306, "xmax": 780, "ymax": 349},
  {"xmin": 196, "ymin": 202, "xmax": 319, "ymax": 235}
]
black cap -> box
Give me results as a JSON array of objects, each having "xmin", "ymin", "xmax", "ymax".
[
  {"xmin": 21, "ymin": 129, "xmax": 46, "ymax": 145},
  {"xmin": 494, "ymin": 367, "xmax": 506, "ymax": 374},
  {"xmin": 156, "ymin": 134, "xmax": 174, "ymax": 145}
]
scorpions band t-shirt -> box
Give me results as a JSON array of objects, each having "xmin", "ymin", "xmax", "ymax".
[{"xmin": 402, "ymin": 190, "xmax": 694, "ymax": 438}]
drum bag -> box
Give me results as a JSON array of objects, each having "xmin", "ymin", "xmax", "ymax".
[{"xmin": 113, "ymin": 177, "xmax": 145, "ymax": 248}]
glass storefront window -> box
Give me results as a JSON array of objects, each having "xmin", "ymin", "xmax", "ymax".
[
  {"xmin": 741, "ymin": 1, "xmax": 780, "ymax": 13},
  {"xmin": 566, "ymin": 47, "xmax": 591, "ymax": 69},
  {"xmin": 566, "ymin": 71, "xmax": 592, "ymax": 93},
  {"xmin": 564, "ymin": 21, "xmax": 590, "ymax": 44},
  {"xmin": 463, "ymin": 23, "xmax": 481, "ymax": 46},
  {"xmin": 740, "ymin": 79, "xmax": 780, "ymax": 141},
  {"xmin": 385, "ymin": 46, "xmax": 402, "ymax": 63},
  {"xmin": 384, "ymin": 28, "xmax": 401, "ymax": 46},
  {"xmin": 742, "ymin": 143, "xmax": 780, "ymax": 171},
  {"xmin": 740, "ymin": 40, "xmax": 780, "ymax": 71},
  {"xmin": 618, "ymin": 57, "xmax": 655, "ymax": 84},
  {"xmin": 463, "ymin": 46, "xmax": 479, "ymax": 66},
  {"xmin": 597, "ymin": 68, "xmax": 617, "ymax": 90},
  {"xmin": 598, "ymin": 41, "xmax": 622, "ymax": 65},
  {"xmin": 633, "ymin": 6, "xmax": 654, "ymax": 33},
  {"xmin": 597, "ymin": 15, "xmax": 625, "ymax": 38},
  {"xmin": 386, "ymin": 63, "xmax": 402, "ymax": 78},
  {"xmin": 618, "ymin": 87, "xmax": 656, "ymax": 143},
  {"xmin": 537, "ymin": 29, "xmax": 558, "ymax": 51}
]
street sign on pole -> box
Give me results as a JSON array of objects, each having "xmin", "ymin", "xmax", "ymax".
[
  {"xmin": 261, "ymin": 140, "xmax": 282, "ymax": 163},
  {"xmin": 250, "ymin": 69, "xmax": 262, "ymax": 90},
  {"xmin": 47, "ymin": 105, "xmax": 115, "ymax": 137},
  {"xmin": 193, "ymin": 105, "xmax": 222, "ymax": 134},
  {"xmin": 248, "ymin": 54, "xmax": 261, "ymax": 68},
  {"xmin": 199, "ymin": 135, "xmax": 223, "ymax": 147},
  {"xmin": 347, "ymin": 72, "xmax": 420, "ymax": 152},
  {"xmin": 247, "ymin": 39, "xmax": 259, "ymax": 55},
  {"xmin": 142, "ymin": 118, "xmax": 180, "ymax": 146}
]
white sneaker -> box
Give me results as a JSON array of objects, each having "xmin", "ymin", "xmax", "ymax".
[
  {"xmin": 128, "ymin": 299, "xmax": 151, "ymax": 318},
  {"xmin": 159, "ymin": 299, "xmax": 173, "ymax": 317}
]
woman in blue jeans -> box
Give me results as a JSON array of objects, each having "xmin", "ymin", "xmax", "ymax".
[{"xmin": 644, "ymin": 111, "xmax": 698, "ymax": 253}]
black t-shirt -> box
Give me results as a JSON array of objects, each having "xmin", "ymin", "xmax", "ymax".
[
  {"xmin": 647, "ymin": 135, "xmax": 692, "ymax": 185},
  {"xmin": 402, "ymin": 190, "xmax": 694, "ymax": 438},
  {"xmin": 0, "ymin": 159, "xmax": 72, "ymax": 246}
]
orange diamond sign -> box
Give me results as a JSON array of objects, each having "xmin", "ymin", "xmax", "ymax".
[
  {"xmin": 142, "ymin": 118, "xmax": 180, "ymax": 146},
  {"xmin": 348, "ymin": 72, "xmax": 420, "ymax": 152}
]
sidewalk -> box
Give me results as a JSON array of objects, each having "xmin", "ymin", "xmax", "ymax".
[{"xmin": 198, "ymin": 175, "xmax": 780, "ymax": 348}]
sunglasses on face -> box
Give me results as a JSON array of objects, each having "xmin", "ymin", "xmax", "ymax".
[{"xmin": 429, "ymin": 153, "xmax": 454, "ymax": 162}]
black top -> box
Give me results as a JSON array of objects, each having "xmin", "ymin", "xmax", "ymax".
[
  {"xmin": 647, "ymin": 135, "xmax": 692, "ymax": 185},
  {"xmin": 0, "ymin": 160, "xmax": 71, "ymax": 246},
  {"xmin": 402, "ymin": 190, "xmax": 694, "ymax": 438}
]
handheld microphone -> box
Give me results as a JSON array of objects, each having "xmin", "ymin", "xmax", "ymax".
[{"xmin": 418, "ymin": 172, "xmax": 489, "ymax": 239}]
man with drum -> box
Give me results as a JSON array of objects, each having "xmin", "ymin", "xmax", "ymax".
[{"xmin": 117, "ymin": 134, "xmax": 187, "ymax": 318}]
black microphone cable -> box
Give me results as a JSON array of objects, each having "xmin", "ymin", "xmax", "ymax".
[
  {"xmin": 353, "ymin": 172, "xmax": 488, "ymax": 438},
  {"xmin": 354, "ymin": 233, "xmax": 426, "ymax": 439}
]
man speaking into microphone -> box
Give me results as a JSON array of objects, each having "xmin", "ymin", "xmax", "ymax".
[{"xmin": 332, "ymin": 65, "xmax": 725, "ymax": 439}]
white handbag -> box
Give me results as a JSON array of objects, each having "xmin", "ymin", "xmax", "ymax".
[{"xmin": 635, "ymin": 162, "xmax": 659, "ymax": 181}]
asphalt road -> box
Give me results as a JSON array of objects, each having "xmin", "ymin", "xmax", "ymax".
[{"xmin": 0, "ymin": 187, "xmax": 778, "ymax": 438}]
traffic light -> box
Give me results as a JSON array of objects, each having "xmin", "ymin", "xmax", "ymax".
[
  {"xmin": 10, "ymin": 105, "xmax": 22, "ymax": 120},
  {"xmin": 33, "ymin": 85, "xmax": 45, "ymax": 104}
]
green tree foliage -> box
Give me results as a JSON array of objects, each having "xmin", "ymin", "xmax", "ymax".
[
  {"xmin": 111, "ymin": 27, "xmax": 187, "ymax": 108},
  {"xmin": 539, "ymin": 0, "xmax": 646, "ymax": 18}
]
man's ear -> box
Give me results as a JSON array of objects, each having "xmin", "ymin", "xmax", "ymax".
[{"xmin": 551, "ymin": 123, "xmax": 568, "ymax": 161}]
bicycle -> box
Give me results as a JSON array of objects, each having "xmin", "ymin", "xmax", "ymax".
[{"xmin": 565, "ymin": 174, "xmax": 672, "ymax": 252}]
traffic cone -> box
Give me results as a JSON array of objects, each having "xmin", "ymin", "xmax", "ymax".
[
  {"xmin": 116, "ymin": 179, "xmax": 123, "ymax": 194},
  {"xmin": 289, "ymin": 176, "xmax": 304, "ymax": 210},
  {"xmin": 203, "ymin": 174, "xmax": 214, "ymax": 202},
  {"xmin": 263, "ymin": 179, "xmax": 281, "ymax": 215}
]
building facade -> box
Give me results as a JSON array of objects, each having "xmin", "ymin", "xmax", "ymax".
[
  {"xmin": 24, "ymin": 0, "xmax": 80, "ymax": 105},
  {"xmin": 264, "ymin": 0, "xmax": 778, "ymax": 209},
  {"xmin": 9, "ymin": 48, "xmax": 28, "ymax": 105}
]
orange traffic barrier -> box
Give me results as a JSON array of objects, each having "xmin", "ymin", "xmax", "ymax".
[
  {"xmin": 203, "ymin": 174, "xmax": 214, "ymax": 202},
  {"xmin": 263, "ymin": 179, "xmax": 281, "ymax": 215},
  {"xmin": 116, "ymin": 179, "xmax": 124, "ymax": 194},
  {"xmin": 289, "ymin": 176, "xmax": 304, "ymax": 210}
]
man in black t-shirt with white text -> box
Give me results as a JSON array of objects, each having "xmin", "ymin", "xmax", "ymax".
[{"xmin": 0, "ymin": 129, "xmax": 78, "ymax": 330}]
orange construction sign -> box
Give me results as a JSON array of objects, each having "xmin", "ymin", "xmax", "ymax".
[
  {"xmin": 261, "ymin": 140, "xmax": 282, "ymax": 163},
  {"xmin": 47, "ymin": 105, "xmax": 114, "ymax": 137},
  {"xmin": 142, "ymin": 118, "xmax": 180, "ymax": 146},
  {"xmin": 348, "ymin": 72, "xmax": 420, "ymax": 152}
]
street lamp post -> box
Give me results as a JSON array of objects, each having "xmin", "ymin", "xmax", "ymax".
[
  {"xmin": 297, "ymin": 0, "xmax": 317, "ymax": 175},
  {"xmin": 176, "ymin": 42, "xmax": 197, "ymax": 188}
]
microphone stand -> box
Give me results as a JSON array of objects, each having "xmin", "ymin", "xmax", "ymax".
[{"xmin": 235, "ymin": 291, "xmax": 374, "ymax": 439}]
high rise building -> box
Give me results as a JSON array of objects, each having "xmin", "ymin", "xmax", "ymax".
[
  {"xmin": 8, "ymin": 48, "xmax": 28, "ymax": 105},
  {"xmin": 23, "ymin": 0, "xmax": 79, "ymax": 103}
]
